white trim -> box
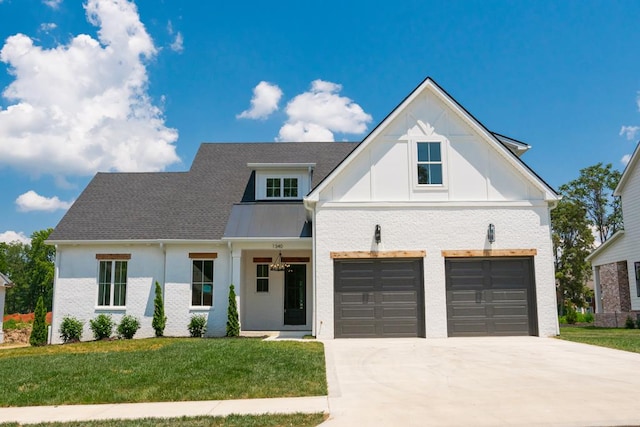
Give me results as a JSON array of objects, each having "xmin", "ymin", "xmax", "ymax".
[
  {"xmin": 46, "ymin": 239, "xmax": 226, "ymax": 246},
  {"xmin": 247, "ymin": 162, "xmax": 316, "ymax": 169},
  {"xmin": 586, "ymin": 230, "xmax": 625, "ymax": 263},
  {"xmin": 615, "ymin": 142, "xmax": 640, "ymax": 196},
  {"xmin": 222, "ymin": 237, "xmax": 312, "ymax": 242},
  {"xmin": 317, "ymin": 200, "xmax": 549, "ymax": 209}
]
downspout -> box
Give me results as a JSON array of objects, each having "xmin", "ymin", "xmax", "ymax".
[{"xmin": 49, "ymin": 244, "xmax": 60, "ymax": 344}]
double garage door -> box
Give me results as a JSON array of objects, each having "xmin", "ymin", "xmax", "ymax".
[{"xmin": 334, "ymin": 257, "xmax": 536, "ymax": 338}]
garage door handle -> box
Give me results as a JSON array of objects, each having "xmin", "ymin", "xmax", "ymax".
[{"xmin": 476, "ymin": 291, "xmax": 482, "ymax": 303}]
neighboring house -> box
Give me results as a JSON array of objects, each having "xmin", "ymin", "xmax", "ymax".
[
  {"xmin": 0, "ymin": 272, "xmax": 14, "ymax": 343},
  {"xmin": 47, "ymin": 77, "xmax": 560, "ymax": 343},
  {"xmin": 587, "ymin": 143, "xmax": 640, "ymax": 326}
]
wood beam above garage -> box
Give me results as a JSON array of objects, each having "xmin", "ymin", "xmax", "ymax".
[
  {"xmin": 330, "ymin": 250, "xmax": 426, "ymax": 259},
  {"xmin": 441, "ymin": 249, "xmax": 537, "ymax": 258}
]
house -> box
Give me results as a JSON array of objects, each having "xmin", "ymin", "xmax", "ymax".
[
  {"xmin": 0, "ymin": 272, "xmax": 13, "ymax": 343},
  {"xmin": 47, "ymin": 77, "xmax": 560, "ymax": 343},
  {"xmin": 587, "ymin": 143, "xmax": 640, "ymax": 326}
]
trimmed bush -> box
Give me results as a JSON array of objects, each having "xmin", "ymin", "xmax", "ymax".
[
  {"xmin": 226, "ymin": 284, "xmax": 240, "ymax": 337},
  {"xmin": 117, "ymin": 315, "xmax": 141, "ymax": 339},
  {"xmin": 29, "ymin": 295, "xmax": 48, "ymax": 346},
  {"xmin": 188, "ymin": 314, "xmax": 207, "ymax": 338},
  {"xmin": 90, "ymin": 314, "xmax": 115, "ymax": 340},
  {"xmin": 152, "ymin": 281, "xmax": 167, "ymax": 337},
  {"xmin": 59, "ymin": 316, "xmax": 83, "ymax": 343},
  {"xmin": 625, "ymin": 315, "xmax": 635, "ymax": 329}
]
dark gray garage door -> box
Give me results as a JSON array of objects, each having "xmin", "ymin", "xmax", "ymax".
[
  {"xmin": 446, "ymin": 257, "xmax": 537, "ymax": 337},
  {"xmin": 334, "ymin": 258, "xmax": 425, "ymax": 338}
]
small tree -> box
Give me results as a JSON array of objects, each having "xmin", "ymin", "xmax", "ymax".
[
  {"xmin": 29, "ymin": 295, "xmax": 48, "ymax": 346},
  {"xmin": 226, "ymin": 284, "xmax": 240, "ymax": 337},
  {"xmin": 152, "ymin": 281, "xmax": 167, "ymax": 337}
]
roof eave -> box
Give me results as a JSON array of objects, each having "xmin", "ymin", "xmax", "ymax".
[{"xmin": 586, "ymin": 229, "xmax": 625, "ymax": 262}]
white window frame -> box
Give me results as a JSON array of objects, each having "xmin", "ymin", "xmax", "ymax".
[
  {"xmin": 256, "ymin": 264, "xmax": 269, "ymax": 293},
  {"xmin": 411, "ymin": 138, "xmax": 448, "ymax": 190},
  {"xmin": 191, "ymin": 259, "xmax": 214, "ymax": 308},
  {"xmin": 97, "ymin": 260, "xmax": 128, "ymax": 308},
  {"xmin": 255, "ymin": 171, "xmax": 308, "ymax": 200}
]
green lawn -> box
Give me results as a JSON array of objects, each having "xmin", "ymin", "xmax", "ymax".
[
  {"xmin": 557, "ymin": 326, "xmax": 640, "ymax": 353},
  {"xmin": 0, "ymin": 338, "xmax": 327, "ymax": 407},
  {"xmin": 0, "ymin": 413, "xmax": 326, "ymax": 427}
]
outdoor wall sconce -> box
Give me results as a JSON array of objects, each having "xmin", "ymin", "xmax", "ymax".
[
  {"xmin": 487, "ymin": 223, "xmax": 495, "ymax": 244},
  {"xmin": 375, "ymin": 224, "xmax": 382, "ymax": 244}
]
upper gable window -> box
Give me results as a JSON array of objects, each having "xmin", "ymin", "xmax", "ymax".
[
  {"xmin": 265, "ymin": 177, "xmax": 299, "ymax": 199},
  {"xmin": 417, "ymin": 142, "xmax": 443, "ymax": 185}
]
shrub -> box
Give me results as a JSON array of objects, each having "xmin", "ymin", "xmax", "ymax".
[
  {"xmin": 188, "ymin": 314, "xmax": 207, "ymax": 338},
  {"xmin": 117, "ymin": 315, "xmax": 141, "ymax": 339},
  {"xmin": 2, "ymin": 318, "xmax": 19, "ymax": 330},
  {"xmin": 59, "ymin": 316, "xmax": 83, "ymax": 343},
  {"xmin": 565, "ymin": 307, "xmax": 578, "ymax": 325},
  {"xmin": 636, "ymin": 317, "xmax": 640, "ymax": 329},
  {"xmin": 583, "ymin": 312, "xmax": 594, "ymax": 323},
  {"xmin": 625, "ymin": 315, "xmax": 635, "ymax": 329},
  {"xmin": 558, "ymin": 315, "xmax": 567, "ymax": 325},
  {"xmin": 29, "ymin": 295, "xmax": 48, "ymax": 346},
  {"xmin": 226, "ymin": 284, "xmax": 239, "ymax": 337},
  {"xmin": 152, "ymin": 281, "xmax": 167, "ymax": 337},
  {"xmin": 90, "ymin": 314, "xmax": 115, "ymax": 340}
]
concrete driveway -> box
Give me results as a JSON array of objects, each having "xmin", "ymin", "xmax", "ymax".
[{"xmin": 321, "ymin": 337, "xmax": 640, "ymax": 426}]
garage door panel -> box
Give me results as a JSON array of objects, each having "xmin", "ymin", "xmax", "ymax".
[
  {"xmin": 446, "ymin": 257, "xmax": 537, "ymax": 337},
  {"xmin": 335, "ymin": 258, "xmax": 424, "ymax": 338}
]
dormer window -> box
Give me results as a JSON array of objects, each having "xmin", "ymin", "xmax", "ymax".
[
  {"xmin": 266, "ymin": 178, "xmax": 298, "ymax": 198},
  {"xmin": 249, "ymin": 163, "xmax": 314, "ymax": 200}
]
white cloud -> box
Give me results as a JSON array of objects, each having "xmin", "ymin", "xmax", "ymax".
[
  {"xmin": 0, "ymin": 0, "xmax": 179, "ymax": 179},
  {"xmin": 0, "ymin": 230, "xmax": 30, "ymax": 244},
  {"xmin": 15, "ymin": 190, "xmax": 73, "ymax": 212},
  {"xmin": 620, "ymin": 125, "xmax": 640, "ymax": 141},
  {"xmin": 39, "ymin": 23, "xmax": 57, "ymax": 32},
  {"xmin": 622, "ymin": 154, "xmax": 632, "ymax": 165},
  {"xmin": 170, "ymin": 32, "xmax": 183, "ymax": 53},
  {"xmin": 43, "ymin": 0, "xmax": 62, "ymax": 9},
  {"xmin": 237, "ymin": 81, "xmax": 283, "ymax": 120},
  {"xmin": 276, "ymin": 79, "xmax": 372, "ymax": 142}
]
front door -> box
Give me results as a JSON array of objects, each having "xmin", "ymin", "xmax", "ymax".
[{"xmin": 284, "ymin": 264, "xmax": 306, "ymax": 325}]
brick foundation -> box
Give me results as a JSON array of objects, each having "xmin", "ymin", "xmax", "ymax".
[{"xmin": 595, "ymin": 312, "xmax": 640, "ymax": 328}]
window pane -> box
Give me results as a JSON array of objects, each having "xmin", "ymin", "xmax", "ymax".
[
  {"xmin": 430, "ymin": 142, "xmax": 441, "ymax": 162},
  {"xmin": 114, "ymin": 282, "xmax": 126, "ymax": 306},
  {"xmin": 417, "ymin": 143, "xmax": 429, "ymax": 162},
  {"xmin": 417, "ymin": 164, "xmax": 429, "ymax": 184},
  {"xmin": 203, "ymin": 260, "xmax": 214, "ymax": 282},
  {"xmin": 257, "ymin": 264, "xmax": 269, "ymax": 278},
  {"xmin": 203, "ymin": 284, "xmax": 213, "ymax": 306},
  {"xmin": 267, "ymin": 178, "xmax": 281, "ymax": 197},
  {"xmin": 192, "ymin": 283, "xmax": 202, "ymax": 306},
  {"xmin": 257, "ymin": 278, "xmax": 269, "ymax": 292},
  {"xmin": 98, "ymin": 261, "xmax": 111, "ymax": 306},
  {"xmin": 430, "ymin": 164, "xmax": 443, "ymax": 184},
  {"xmin": 283, "ymin": 178, "xmax": 298, "ymax": 197},
  {"xmin": 193, "ymin": 261, "xmax": 202, "ymax": 283}
]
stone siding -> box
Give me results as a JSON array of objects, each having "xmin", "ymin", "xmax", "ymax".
[
  {"xmin": 599, "ymin": 261, "xmax": 630, "ymax": 312},
  {"xmin": 595, "ymin": 311, "xmax": 640, "ymax": 328}
]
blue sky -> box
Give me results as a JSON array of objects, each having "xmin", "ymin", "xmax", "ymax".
[{"xmin": 0, "ymin": 0, "xmax": 639, "ymax": 243}]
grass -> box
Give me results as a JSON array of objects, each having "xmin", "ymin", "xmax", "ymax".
[
  {"xmin": 557, "ymin": 326, "xmax": 640, "ymax": 353},
  {"xmin": 0, "ymin": 338, "xmax": 327, "ymax": 407},
  {"xmin": 0, "ymin": 413, "xmax": 326, "ymax": 427}
]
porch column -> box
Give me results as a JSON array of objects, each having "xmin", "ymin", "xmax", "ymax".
[{"xmin": 232, "ymin": 248, "xmax": 242, "ymax": 328}]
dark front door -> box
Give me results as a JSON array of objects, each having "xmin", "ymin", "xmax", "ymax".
[{"xmin": 284, "ymin": 265, "xmax": 306, "ymax": 325}]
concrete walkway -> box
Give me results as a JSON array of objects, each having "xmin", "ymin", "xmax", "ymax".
[{"xmin": 0, "ymin": 396, "xmax": 329, "ymax": 424}]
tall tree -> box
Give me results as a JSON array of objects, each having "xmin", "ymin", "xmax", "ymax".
[
  {"xmin": 2, "ymin": 241, "xmax": 29, "ymax": 314},
  {"xmin": 551, "ymin": 199, "xmax": 595, "ymax": 311},
  {"xmin": 559, "ymin": 163, "xmax": 622, "ymax": 244},
  {"xmin": 26, "ymin": 228, "xmax": 55, "ymax": 311}
]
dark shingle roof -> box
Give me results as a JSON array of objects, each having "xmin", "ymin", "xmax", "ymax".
[{"xmin": 49, "ymin": 142, "xmax": 356, "ymax": 241}]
